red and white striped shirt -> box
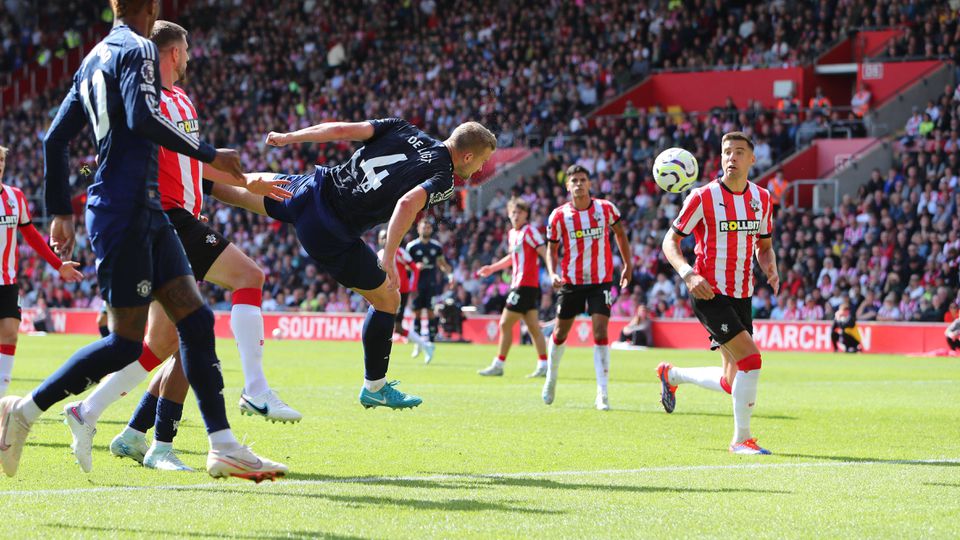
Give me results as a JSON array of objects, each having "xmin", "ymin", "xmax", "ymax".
[
  {"xmin": 547, "ymin": 199, "xmax": 621, "ymax": 285},
  {"xmin": 378, "ymin": 247, "xmax": 416, "ymax": 294},
  {"xmin": 0, "ymin": 185, "xmax": 33, "ymax": 285},
  {"xmin": 158, "ymin": 86, "xmax": 203, "ymax": 217},
  {"xmin": 508, "ymin": 224, "xmax": 545, "ymax": 288},
  {"xmin": 672, "ymin": 179, "xmax": 773, "ymax": 298}
]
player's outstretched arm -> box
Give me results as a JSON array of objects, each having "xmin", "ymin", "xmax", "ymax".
[
  {"xmin": 207, "ymin": 179, "xmax": 268, "ymax": 217},
  {"xmin": 265, "ymin": 121, "xmax": 374, "ymax": 147},
  {"xmin": 611, "ymin": 221, "xmax": 633, "ymax": 289},
  {"xmin": 478, "ymin": 255, "xmax": 511, "ymax": 278},
  {"xmin": 755, "ymin": 237, "xmax": 779, "ymax": 295},
  {"xmin": 663, "ymin": 228, "xmax": 713, "ymax": 300},
  {"xmin": 382, "ymin": 187, "xmax": 428, "ymax": 290},
  {"xmin": 204, "ymin": 167, "xmax": 291, "ymax": 201}
]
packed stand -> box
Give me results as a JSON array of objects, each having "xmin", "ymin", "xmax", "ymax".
[
  {"xmin": 1, "ymin": 0, "xmax": 957, "ymax": 327},
  {"xmin": 0, "ymin": 2, "xmax": 108, "ymax": 85}
]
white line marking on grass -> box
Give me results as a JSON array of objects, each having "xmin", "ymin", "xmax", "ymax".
[{"xmin": 1, "ymin": 458, "xmax": 957, "ymax": 497}]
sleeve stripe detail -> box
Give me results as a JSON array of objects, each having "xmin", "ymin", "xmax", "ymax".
[
  {"xmin": 671, "ymin": 225, "xmax": 690, "ymax": 237},
  {"xmin": 151, "ymin": 108, "xmax": 200, "ymax": 149}
]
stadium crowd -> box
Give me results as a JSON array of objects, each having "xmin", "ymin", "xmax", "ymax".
[{"xmin": 0, "ymin": 0, "xmax": 958, "ymax": 329}]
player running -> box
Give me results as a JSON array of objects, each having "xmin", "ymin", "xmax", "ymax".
[
  {"xmin": 0, "ymin": 0, "xmax": 287, "ymax": 480},
  {"xmin": 406, "ymin": 220, "xmax": 451, "ymax": 360},
  {"xmin": 64, "ymin": 20, "xmax": 300, "ymax": 473},
  {"xmin": 211, "ymin": 118, "xmax": 496, "ymax": 409},
  {"xmin": 542, "ymin": 165, "xmax": 632, "ymax": 410},
  {"xmin": 476, "ymin": 197, "xmax": 549, "ymax": 377},
  {"xmin": 377, "ymin": 229, "xmax": 435, "ymax": 362},
  {"xmin": 659, "ymin": 131, "xmax": 778, "ymax": 456},
  {"xmin": 0, "ymin": 145, "xmax": 83, "ymax": 398}
]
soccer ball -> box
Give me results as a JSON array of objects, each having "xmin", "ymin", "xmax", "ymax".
[{"xmin": 653, "ymin": 147, "xmax": 699, "ymax": 193}]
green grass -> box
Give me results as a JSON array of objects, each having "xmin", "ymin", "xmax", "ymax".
[{"xmin": 2, "ymin": 335, "xmax": 959, "ymax": 539}]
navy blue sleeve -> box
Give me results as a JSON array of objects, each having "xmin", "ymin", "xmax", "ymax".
[
  {"xmin": 369, "ymin": 118, "xmax": 408, "ymax": 140},
  {"xmin": 43, "ymin": 83, "xmax": 88, "ymax": 216},
  {"xmin": 120, "ymin": 42, "xmax": 216, "ymax": 163},
  {"xmin": 420, "ymin": 172, "xmax": 455, "ymax": 209}
]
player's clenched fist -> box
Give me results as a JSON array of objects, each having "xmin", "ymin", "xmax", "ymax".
[
  {"xmin": 265, "ymin": 132, "xmax": 291, "ymax": 147},
  {"xmin": 684, "ymin": 272, "xmax": 715, "ymax": 300}
]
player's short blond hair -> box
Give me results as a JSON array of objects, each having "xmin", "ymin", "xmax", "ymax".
[
  {"xmin": 507, "ymin": 197, "xmax": 529, "ymax": 215},
  {"xmin": 0, "ymin": 145, "xmax": 7, "ymax": 159},
  {"xmin": 449, "ymin": 122, "xmax": 497, "ymax": 154}
]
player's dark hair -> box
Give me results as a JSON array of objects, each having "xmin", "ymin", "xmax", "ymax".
[
  {"xmin": 722, "ymin": 131, "xmax": 755, "ymax": 151},
  {"xmin": 151, "ymin": 20, "xmax": 188, "ymax": 49},
  {"xmin": 507, "ymin": 197, "xmax": 529, "ymax": 215},
  {"xmin": 111, "ymin": 0, "xmax": 152, "ymax": 18},
  {"xmin": 565, "ymin": 164, "xmax": 590, "ymax": 178}
]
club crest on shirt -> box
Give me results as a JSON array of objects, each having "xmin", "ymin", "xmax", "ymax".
[{"xmin": 748, "ymin": 198, "xmax": 761, "ymax": 212}]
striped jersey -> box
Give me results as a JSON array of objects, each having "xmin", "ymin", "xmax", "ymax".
[
  {"xmin": 672, "ymin": 179, "xmax": 773, "ymax": 298},
  {"xmin": 508, "ymin": 224, "xmax": 545, "ymax": 288},
  {"xmin": 0, "ymin": 185, "xmax": 33, "ymax": 285},
  {"xmin": 547, "ymin": 199, "xmax": 621, "ymax": 285},
  {"xmin": 158, "ymin": 86, "xmax": 203, "ymax": 217}
]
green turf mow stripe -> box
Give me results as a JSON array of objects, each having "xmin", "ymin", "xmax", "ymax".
[{"xmin": 1, "ymin": 458, "xmax": 957, "ymax": 497}]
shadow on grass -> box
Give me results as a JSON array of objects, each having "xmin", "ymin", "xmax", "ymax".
[
  {"xmin": 669, "ymin": 411, "xmax": 799, "ymax": 421},
  {"xmin": 45, "ymin": 524, "xmax": 362, "ymax": 540},
  {"xmin": 174, "ymin": 486, "xmax": 561, "ymax": 515},
  {"xmin": 777, "ymin": 453, "xmax": 960, "ymax": 466},
  {"xmin": 924, "ymin": 483, "xmax": 960, "ymax": 487},
  {"xmin": 559, "ymin": 406, "xmax": 798, "ymax": 421},
  {"xmin": 25, "ymin": 441, "xmax": 206, "ymax": 457},
  {"xmin": 284, "ymin": 473, "xmax": 791, "ymax": 495}
]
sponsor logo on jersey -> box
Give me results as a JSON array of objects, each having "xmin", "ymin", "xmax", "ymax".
[
  {"xmin": 177, "ymin": 118, "xmax": 199, "ymax": 134},
  {"xmin": 569, "ymin": 226, "xmax": 605, "ymax": 240},
  {"xmin": 719, "ymin": 219, "xmax": 761, "ymax": 233},
  {"xmin": 0, "ymin": 215, "xmax": 17, "ymax": 227}
]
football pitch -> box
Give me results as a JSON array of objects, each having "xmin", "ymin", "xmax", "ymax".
[{"xmin": 1, "ymin": 335, "xmax": 958, "ymax": 539}]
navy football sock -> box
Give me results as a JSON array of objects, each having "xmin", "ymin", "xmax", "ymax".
[
  {"xmin": 417, "ymin": 316, "xmax": 427, "ymax": 337},
  {"xmin": 428, "ymin": 317, "xmax": 440, "ymax": 341},
  {"xmin": 154, "ymin": 397, "xmax": 184, "ymax": 443},
  {"xmin": 32, "ymin": 334, "xmax": 143, "ymax": 411},
  {"xmin": 128, "ymin": 391, "xmax": 159, "ymax": 433},
  {"xmin": 363, "ymin": 307, "xmax": 394, "ymax": 381},
  {"xmin": 176, "ymin": 306, "xmax": 229, "ymax": 434}
]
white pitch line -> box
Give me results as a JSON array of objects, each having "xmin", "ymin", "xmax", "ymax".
[{"xmin": 0, "ymin": 458, "xmax": 957, "ymax": 498}]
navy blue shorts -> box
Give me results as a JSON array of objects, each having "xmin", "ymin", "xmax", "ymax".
[
  {"xmin": 90, "ymin": 207, "xmax": 193, "ymax": 308},
  {"xmin": 264, "ymin": 172, "xmax": 385, "ymax": 291},
  {"xmin": 412, "ymin": 284, "xmax": 440, "ymax": 311}
]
